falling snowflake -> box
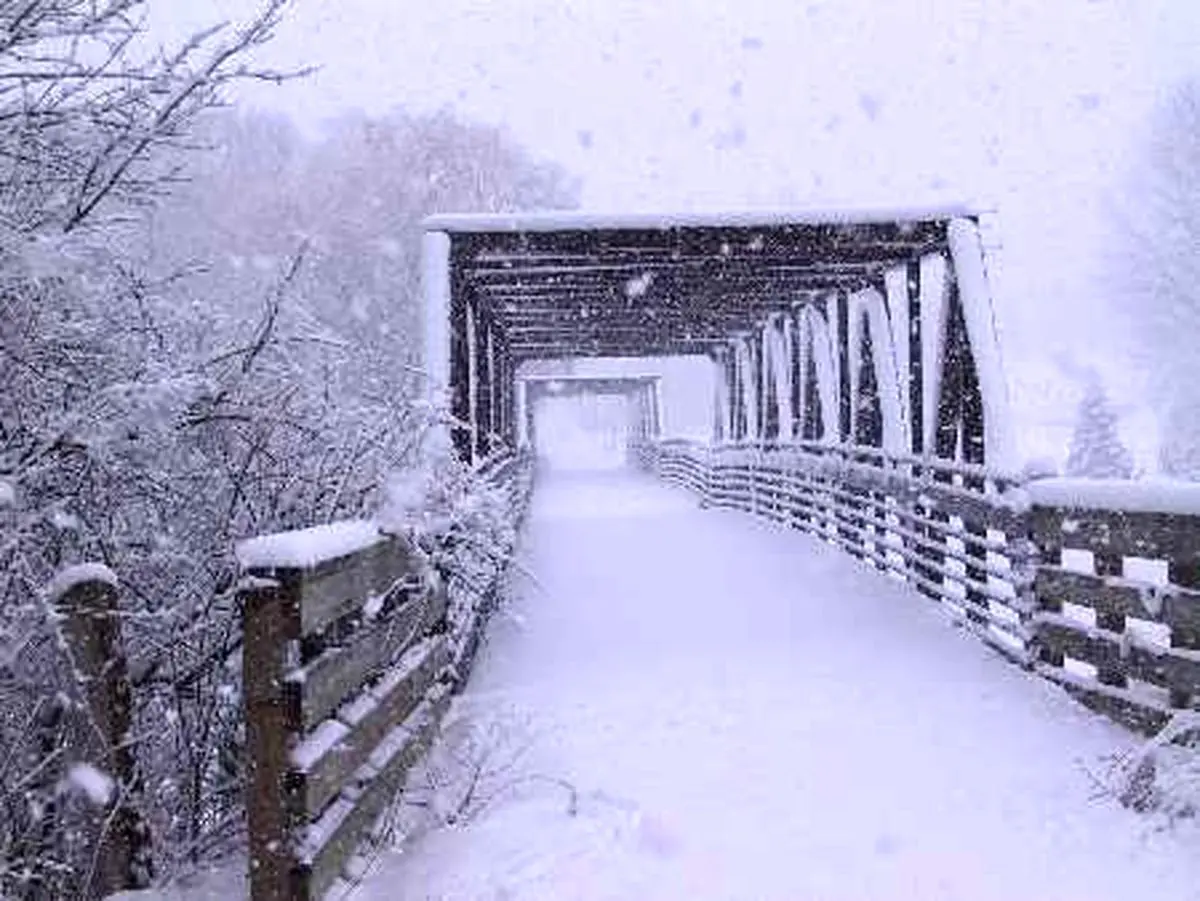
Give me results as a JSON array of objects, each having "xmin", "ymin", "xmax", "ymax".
[
  {"xmin": 66, "ymin": 763, "xmax": 114, "ymax": 807},
  {"xmin": 625, "ymin": 273, "xmax": 653, "ymax": 298}
]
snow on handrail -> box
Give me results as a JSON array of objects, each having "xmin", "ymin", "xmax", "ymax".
[
  {"xmin": 690, "ymin": 437, "xmax": 1025, "ymax": 486},
  {"xmin": 424, "ymin": 203, "xmax": 989, "ymax": 234},
  {"xmin": 1027, "ymin": 478, "xmax": 1200, "ymax": 517}
]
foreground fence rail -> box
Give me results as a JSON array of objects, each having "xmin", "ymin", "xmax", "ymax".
[
  {"xmin": 1027, "ymin": 486, "xmax": 1200, "ymax": 733},
  {"xmin": 236, "ymin": 452, "xmax": 533, "ymax": 901},
  {"xmin": 641, "ymin": 439, "xmax": 1200, "ymax": 735}
]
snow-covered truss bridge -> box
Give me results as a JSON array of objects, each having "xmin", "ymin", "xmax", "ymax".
[
  {"xmin": 224, "ymin": 208, "xmax": 1200, "ymax": 901},
  {"xmin": 421, "ymin": 206, "xmax": 1010, "ymax": 468},
  {"xmin": 419, "ymin": 205, "xmax": 1200, "ymax": 722}
]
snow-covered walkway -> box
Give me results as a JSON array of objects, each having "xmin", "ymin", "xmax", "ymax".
[{"xmin": 356, "ymin": 471, "xmax": 1200, "ymax": 901}]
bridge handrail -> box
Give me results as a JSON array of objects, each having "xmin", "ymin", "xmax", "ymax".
[
  {"xmin": 641, "ymin": 437, "xmax": 1200, "ymax": 736},
  {"xmin": 653, "ymin": 436, "xmax": 1025, "ymax": 488}
]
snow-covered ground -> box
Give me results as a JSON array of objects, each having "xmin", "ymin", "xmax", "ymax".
[{"xmin": 348, "ymin": 470, "xmax": 1200, "ymax": 901}]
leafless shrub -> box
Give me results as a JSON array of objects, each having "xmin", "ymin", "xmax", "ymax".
[
  {"xmin": 0, "ymin": 6, "xmax": 576, "ymax": 891},
  {"xmin": 1084, "ymin": 712, "xmax": 1200, "ymax": 826}
]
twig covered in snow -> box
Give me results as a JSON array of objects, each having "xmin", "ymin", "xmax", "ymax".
[
  {"xmin": 1099, "ymin": 711, "xmax": 1200, "ymax": 819},
  {"xmin": 0, "ymin": 1, "xmax": 566, "ymax": 888}
]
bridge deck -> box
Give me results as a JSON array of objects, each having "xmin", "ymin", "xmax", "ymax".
[{"xmin": 356, "ymin": 472, "xmax": 1199, "ymax": 900}]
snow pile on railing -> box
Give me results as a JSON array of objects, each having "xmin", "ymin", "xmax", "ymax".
[
  {"xmin": 235, "ymin": 519, "xmax": 383, "ymax": 570},
  {"xmin": 232, "ymin": 451, "xmax": 526, "ymax": 575}
]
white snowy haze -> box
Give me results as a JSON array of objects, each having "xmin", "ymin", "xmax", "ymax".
[{"xmin": 158, "ymin": 0, "xmax": 1200, "ymax": 471}]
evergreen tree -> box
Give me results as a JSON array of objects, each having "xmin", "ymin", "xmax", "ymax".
[{"xmin": 1065, "ymin": 381, "xmax": 1135, "ymax": 478}]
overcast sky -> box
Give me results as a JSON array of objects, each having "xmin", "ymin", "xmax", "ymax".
[
  {"xmin": 166, "ymin": 1, "xmax": 1199, "ymax": 206},
  {"xmin": 157, "ymin": 0, "xmax": 1200, "ymax": 465}
]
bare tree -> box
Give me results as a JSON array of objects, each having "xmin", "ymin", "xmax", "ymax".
[
  {"xmin": 1, "ymin": 81, "xmax": 578, "ymax": 894},
  {"xmin": 0, "ymin": 0, "xmax": 309, "ymax": 234},
  {"xmin": 0, "ymin": 3, "xmax": 307, "ymax": 896}
]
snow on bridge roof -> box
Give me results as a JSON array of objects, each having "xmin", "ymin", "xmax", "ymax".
[
  {"xmin": 427, "ymin": 203, "xmax": 990, "ymax": 363},
  {"xmin": 423, "ymin": 203, "xmax": 989, "ymax": 234}
]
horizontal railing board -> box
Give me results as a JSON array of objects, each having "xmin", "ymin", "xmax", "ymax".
[
  {"xmin": 779, "ymin": 437, "xmax": 1024, "ymax": 486},
  {"xmin": 1032, "ymin": 506, "xmax": 1200, "ymax": 565},
  {"xmin": 830, "ymin": 509, "xmax": 1024, "ymax": 614},
  {"xmin": 289, "ymin": 636, "xmax": 449, "ymax": 819},
  {"xmin": 292, "ymin": 594, "xmax": 429, "ymax": 732},
  {"xmin": 1035, "ymin": 663, "xmax": 1171, "ymax": 735},
  {"xmin": 787, "ymin": 477, "xmax": 1017, "ymax": 562},
  {"xmin": 1035, "ymin": 566, "xmax": 1155, "ymax": 619},
  {"xmin": 853, "ymin": 503, "xmax": 1022, "ymax": 586},
  {"xmin": 299, "ymin": 684, "xmax": 453, "ymax": 901},
  {"xmin": 278, "ymin": 537, "xmax": 416, "ymax": 640},
  {"xmin": 724, "ymin": 453, "xmax": 1021, "ymax": 534},
  {"xmin": 1034, "ymin": 567, "xmax": 1200, "ymax": 647},
  {"xmin": 240, "ymin": 449, "xmax": 534, "ymax": 901},
  {"xmin": 1034, "ymin": 613, "xmax": 1200, "ymax": 695},
  {"xmin": 842, "ymin": 464, "xmax": 1022, "ymax": 533}
]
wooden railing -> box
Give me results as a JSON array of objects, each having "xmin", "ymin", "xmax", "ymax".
[
  {"xmin": 236, "ymin": 452, "xmax": 533, "ymax": 901},
  {"xmin": 641, "ymin": 439, "xmax": 1200, "ymax": 734},
  {"xmin": 1028, "ymin": 483, "xmax": 1200, "ymax": 733}
]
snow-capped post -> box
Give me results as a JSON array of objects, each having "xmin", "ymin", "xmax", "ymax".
[
  {"xmin": 239, "ymin": 566, "xmax": 305, "ymax": 901},
  {"xmin": 422, "ymin": 229, "xmax": 453, "ymax": 458},
  {"xmin": 49, "ymin": 566, "xmax": 151, "ymax": 897}
]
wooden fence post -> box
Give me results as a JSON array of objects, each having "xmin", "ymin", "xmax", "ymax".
[
  {"xmin": 240, "ymin": 574, "xmax": 305, "ymax": 901},
  {"xmin": 54, "ymin": 575, "xmax": 152, "ymax": 899}
]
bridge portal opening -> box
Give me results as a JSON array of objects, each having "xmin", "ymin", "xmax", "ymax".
[
  {"xmin": 519, "ymin": 374, "xmax": 661, "ymax": 472},
  {"xmin": 422, "ymin": 207, "xmax": 1011, "ymax": 472}
]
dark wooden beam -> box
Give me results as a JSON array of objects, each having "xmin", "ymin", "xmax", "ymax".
[
  {"xmin": 467, "ymin": 266, "xmax": 882, "ymax": 293},
  {"xmin": 836, "ymin": 291, "xmax": 851, "ymax": 442},
  {"xmin": 510, "ymin": 337, "xmax": 719, "ymax": 360},
  {"xmin": 907, "ymin": 259, "xmax": 923, "ymax": 455},
  {"xmin": 448, "ymin": 250, "xmax": 472, "ymax": 462},
  {"xmin": 446, "ymin": 217, "xmax": 958, "ymax": 393},
  {"xmin": 474, "ymin": 308, "xmax": 492, "ymax": 458},
  {"xmin": 490, "ymin": 299, "xmax": 822, "ymax": 326},
  {"xmin": 467, "ymin": 258, "xmax": 895, "ymax": 279},
  {"xmin": 500, "ymin": 309, "xmax": 793, "ymax": 334},
  {"xmin": 455, "ymin": 220, "xmax": 948, "ymax": 267}
]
